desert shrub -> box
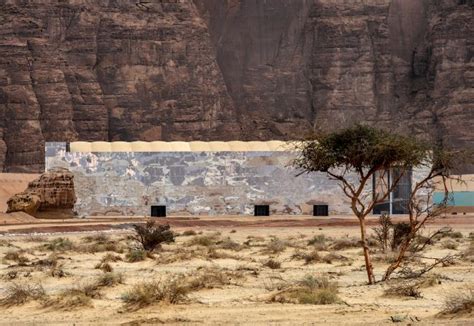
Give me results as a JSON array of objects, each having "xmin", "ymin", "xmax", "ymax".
[
  {"xmin": 264, "ymin": 238, "xmax": 288, "ymax": 254},
  {"xmin": 33, "ymin": 253, "xmax": 59, "ymax": 269},
  {"xmin": 263, "ymin": 259, "xmax": 281, "ymax": 269},
  {"xmin": 372, "ymin": 252, "xmax": 398, "ymax": 264},
  {"xmin": 270, "ymin": 275, "xmax": 339, "ymax": 305},
  {"xmin": 186, "ymin": 267, "xmax": 244, "ymax": 290},
  {"xmin": 121, "ymin": 277, "xmax": 188, "ymax": 310},
  {"xmin": 372, "ymin": 213, "xmax": 393, "ymax": 252},
  {"xmin": 230, "ymin": 230, "xmax": 237, "ymax": 234},
  {"xmin": 96, "ymin": 272, "xmax": 124, "ymax": 287},
  {"xmin": 95, "ymin": 262, "xmax": 113, "ymax": 273},
  {"xmin": 3, "ymin": 250, "xmax": 29, "ymax": 264},
  {"xmin": 0, "ymin": 283, "xmax": 46, "ymax": 306},
  {"xmin": 24, "ymin": 235, "xmax": 47, "ymax": 242},
  {"xmin": 50, "ymin": 265, "xmax": 68, "ymax": 278},
  {"xmin": 132, "ymin": 221, "xmax": 174, "ymax": 252},
  {"xmin": 443, "ymin": 231, "xmax": 463, "ymax": 240},
  {"xmin": 79, "ymin": 240, "xmax": 124, "ymax": 254},
  {"xmin": 441, "ymin": 240, "xmax": 459, "ymax": 250},
  {"xmin": 462, "ymin": 240, "xmax": 474, "ymax": 262},
  {"xmin": 391, "ymin": 223, "xmax": 412, "ymax": 250},
  {"xmin": 384, "ymin": 281, "xmax": 422, "ymax": 298},
  {"xmin": 101, "ymin": 253, "xmax": 122, "ymax": 263},
  {"xmin": 331, "ymin": 238, "xmax": 360, "ymax": 250},
  {"xmin": 307, "ymin": 234, "xmax": 328, "ymax": 250},
  {"xmin": 182, "ymin": 230, "xmax": 197, "ymax": 236},
  {"xmin": 186, "ymin": 233, "xmax": 221, "ymax": 247},
  {"xmin": 81, "ymin": 233, "xmax": 109, "ymax": 243},
  {"xmin": 41, "ymin": 237, "xmax": 74, "ymax": 252},
  {"xmin": 126, "ymin": 248, "xmax": 147, "ymax": 262},
  {"xmin": 322, "ymin": 252, "xmax": 350, "ymax": 264},
  {"xmin": 440, "ymin": 289, "xmax": 474, "ymax": 315},
  {"xmin": 43, "ymin": 288, "xmax": 94, "ymax": 310},
  {"xmin": 218, "ymin": 237, "xmax": 243, "ymax": 251},
  {"xmin": 303, "ymin": 251, "xmax": 322, "ymax": 265}
]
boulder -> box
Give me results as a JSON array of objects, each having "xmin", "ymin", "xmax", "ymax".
[
  {"xmin": 6, "ymin": 193, "xmax": 41, "ymax": 215},
  {"xmin": 6, "ymin": 168, "xmax": 76, "ymax": 218}
]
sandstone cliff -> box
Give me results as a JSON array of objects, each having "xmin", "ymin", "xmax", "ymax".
[{"xmin": 0, "ymin": 0, "xmax": 472, "ymax": 172}]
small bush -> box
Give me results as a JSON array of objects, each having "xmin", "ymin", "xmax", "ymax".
[
  {"xmin": 462, "ymin": 240, "xmax": 474, "ymax": 262},
  {"xmin": 384, "ymin": 281, "xmax": 422, "ymax": 298},
  {"xmin": 444, "ymin": 231, "xmax": 463, "ymax": 239},
  {"xmin": 44, "ymin": 289, "xmax": 93, "ymax": 310},
  {"xmin": 331, "ymin": 238, "xmax": 359, "ymax": 250},
  {"xmin": 126, "ymin": 248, "xmax": 147, "ymax": 262},
  {"xmin": 121, "ymin": 277, "xmax": 188, "ymax": 310},
  {"xmin": 441, "ymin": 240, "xmax": 459, "ymax": 250},
  {"xmin": 101, "ymin": 253, "xmax": 122, "ymax": 263},
  {"xmin": 218, "ymin": 237, "xmax": 243, "ymax": 251},
  {"xmin": 186, "ymin": 233, "xmax": 221, "ymax": 247},
  {"xmin": 96, "ymin": 272, "xmax": 124, "ymax": 287},
  {"xmin": 182, "ymin": 230, "xmax": 197, "ymax": 236},
  {"xmin": 0, "ymin": 283, "xmax": 46, "ymax": 306},
  {"xmin": 440, "ymin": 289, "xmax": 474, "ymax": 315},
  {"xmin": 270, "ymin": 275, "xmax": 339, "ymax": 305},
  {"xmin": 82, "ymin": 233, "xmax": 109, "ymax": 243},
  {"xmin": 264, "ymin": 238, "xmax": 287, "ymax": 254},
  {"xmin": 3, "ymin": 250, "xmax": 29, "ymax": 264},
  {"xmin": 322, "ymin": 252, "xmax": 350, "ymax": 264},
  {"xmin": 95, "ymin": 262, "xmax": 113, "ymax": 272},
  {"xmin": 308, "ymin": 234, "xmax": 327, "ymax": 246},
  {"xmin": 186, "ymin": 267, "xmax": 244, "ymax": 290},
  {"xmin": 303, "ymin": 251, "xmax": 322, "ymax": 265},
  {"xmin": 263, "ymin": 259, "xmax": 281, "ymax": 269},
  {"xmin": 132, "ymin": 221, "xmax": 174, "ymax": 252},
  {"xmin": 41, "ymin": 238, "xmax": 74, "ymax": 252},
  {"xmin": 391, "ymin": 223, "xmax": 412, "ymax": 250}
]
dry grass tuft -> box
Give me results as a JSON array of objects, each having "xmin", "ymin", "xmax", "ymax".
[
  {"xmin": 322, "ymin": 252, "xmax": 351, "ymax": 264},
  {"xmin": 96, "ymin": 272, "xmax": 124, "ymax": 287},
  {"xmin": 384, "ymin": 281, "xmax": 422, "ymax": 298},
  {"xmin": 121, "ymin": 277, "xmax": 189, "ymax": 311},
  {"xmin": 101, "ymin": 253, "xmax": 123, "ymax": 263},
  {"xmin": 269, "ymin": 275, "xmax": 340, "ymax": 305},
  {"xmin": 126, "ymin": 248, "xmax": 147, "ymax": 262},
  {"xmin": 439, "ymin": 289, "xmax": 474, "ymax": 316},
  {"xmin": 186, "ymin": 233, "xmax": 221, "ymax": 247},
  {"xmin": 441, "ymin": 240, "xmax": 459, "ymax": 250},
  {"xmin": 217, "ymin": 237, "xmax": 244, "ymax": 251},
  {"xmin": 3, "ymin": 250, "xmax": 29, "ymax": 265},
  {"xmin": 331, "ymin": 237, "xmax": 360, "ymax": 250},
  {"xmin": 95, "ymin": 262, "xmax": 113, "ymax": 273},
  {"xmin": 263, "ymin": 238, "xmax": 288, "ymax": 254},
  {"xmin": 263, "ymin": 259, "xmax": 281, "ymax": 269},
  {"xmin": 182, "ymin": 230, "xmax": 197, "ymax": 236},
  {"xmin": 185, "ymin": 267, "xmax": 244, "ymax": 290},
  {"xmin": 303, "ymin": 251, "xmax": 322, "ymax": 265},
  {"xmin": 308, "ymin": 234, "xmax": 329, "ymax": 250},
  {"xmin": 0, "ymin": 283, "xmax": 46, "ymax": 306},
  {"xmin": 40, "ymin": 237, "xmax": 75, "ymax": 252}
]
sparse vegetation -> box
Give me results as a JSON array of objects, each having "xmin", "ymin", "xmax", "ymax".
[
  {"xmin": 441, "ymin": 240, "xmax": 459, "ymax": 250},
  {"xmin": 121, "ymin": 277, "xmax": 188, "ymax": 310},
  {"xmin": 0, "ymin": 283, "xmax": 46, "ymax": 306},
  {"xmin": 182, "ymin": 230, "xmax": 197, "ymax": 236},
  {"xmin": 270, "ymin": 275, "xmax": 340, "ymax": 305},
  {"xmin": 439, "ymin": 289, "xmax": 474, "ymax": 316},
  {"xmin": 384, "ymin": 281, "xmax": 422, "ymax": 298},
  {"xmin": 331, "ymin": 238, "xmax": 359, "ymax": 250},
  {"xmin": 131, "ymin": 221, "xmax": 175, "ymax": 252},
  {"xmin": 126, "ymin": 248, "xmax": 147, "ymax": 262},
  {"xmin": 41, "ymin": 238, "xmax": 75, "ymax": 252},
  {"xmin": 96, "ymin": 272, "xmax": 124, "ymax": 287},
  {"xmin": 263, "ymin": 259, "xmax": 281, "ymax": 269},
  {"xmin": 186, "ymin": 233, "xmax": 221, "ymax": 247},
  {"xmin": 263, "ymin": 238, "xmax": 288, "ymax": 254},
  {"xmin": 3, "ymin": 250, "xmax": 29, "ymax": 264}
]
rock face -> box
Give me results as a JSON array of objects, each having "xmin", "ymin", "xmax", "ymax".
[
  {"xmin": 7, "ymin": 168, "xmax": 76, "ymax": 217},
  {"xmin": 7, "ymin": 193, "xmax": 41, "ymax": 216},
  {"xmin": 0, "ymin": 0, "xmax": 472, "ymax": 172}
]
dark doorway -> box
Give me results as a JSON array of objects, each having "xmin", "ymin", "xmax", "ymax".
[
  {"xmin": 254, "ymin": 205, "xmax": 270, "ymax": 216},
  {"xmin": 151, "ymin": 205, "xmax": 166, "ymax": 217},
  {"xmin": 313, "ymin": 205, "xmax": 329, "ymax": 216}
]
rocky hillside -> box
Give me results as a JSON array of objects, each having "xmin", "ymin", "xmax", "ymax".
[{"xmin": 0, "ymin": 0, "xmax": 472, "ymax": 172}]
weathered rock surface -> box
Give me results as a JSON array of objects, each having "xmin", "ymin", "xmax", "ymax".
[
  {"xmin": 0, "ymin": 0, "xmax": 472, "ymax": 172},
  {"xmin": 7, "ymin": 192, "xmax": 41, "ymax": 216},
  {"xmin": 7, "ymin": 168, "xmax": 76, "ymax": 217}
]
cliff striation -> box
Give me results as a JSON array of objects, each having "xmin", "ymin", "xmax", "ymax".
[{"xmin": 0, "ymin": 0, "xmax": 472, "ymax": 172}]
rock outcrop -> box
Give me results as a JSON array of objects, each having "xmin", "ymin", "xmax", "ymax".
[
  {"xmin": 0, "ymin": 0, "xmax": 472, "ymax": 172},
  {"xmin": 7, "ymin": 168, "xmax": 76, "ymax": 218}
]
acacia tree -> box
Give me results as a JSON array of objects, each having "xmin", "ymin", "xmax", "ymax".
[{"xmin": 293, "ymin": 125, "xmax": 431, "ymax": 284}]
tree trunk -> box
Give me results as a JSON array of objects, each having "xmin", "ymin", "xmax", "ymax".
[{"xmin": 359, "ymin": 217, "xmax": 376, "ymax": 284}]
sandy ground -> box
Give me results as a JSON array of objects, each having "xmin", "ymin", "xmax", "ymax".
[{"xmin": 0, "ymin": 218, "xmax": 473, "ymax": 325}]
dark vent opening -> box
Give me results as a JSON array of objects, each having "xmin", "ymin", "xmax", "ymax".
[
  {"xmin": 254, "ymin": 205, "xmax": 270, "ymax": 216},
  {"xmin": 313, "ymin": 205, "xmax": 329, "ymax": 216},
  {"xmin": 151, "ymin": 205, "xmax": 166, "ymax": 217},
  {"xmin": 65, "ymin": 142, "xmax": 71, "ymax": 152}
]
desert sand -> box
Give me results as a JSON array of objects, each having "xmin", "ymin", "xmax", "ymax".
[{"xmin": 0, "ymin": 217, "xmax": 473, "ymax": 325}]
